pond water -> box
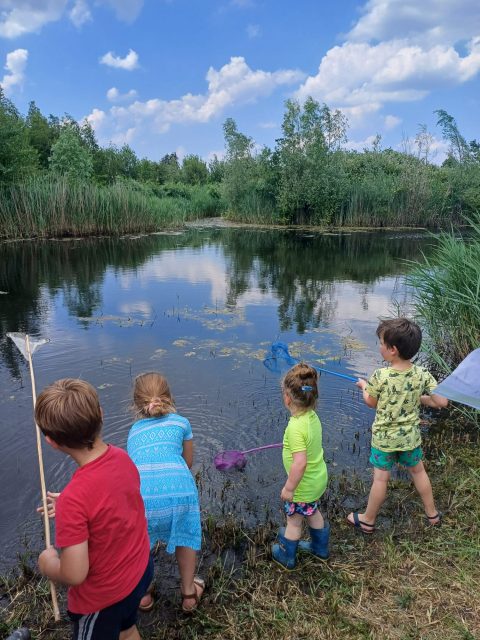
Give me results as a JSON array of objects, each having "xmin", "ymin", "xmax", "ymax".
[{"xmin": 0, "ymin": 225, "xmax": 439, "ymax": 567}]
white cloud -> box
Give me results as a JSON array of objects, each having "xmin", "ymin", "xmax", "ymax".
[
  {"xmin": 246, "ymin": 23, "xmax": 260, "ymax": 38},
  {"xmin": 107, "ymin": 86, "xmax": 138, "ymax": 102},
  {"xmin": 345, "ymin": 135, "xmax": 379, "ymax": 152},
  {"xmin": 1, "ymin": 48, "xmax": 28, "ymax": 95},
  {"xmin": 297, "ymin": 40, "xmax": 480, "ymax": 125},
  {"xmin": 348, "ymin": 0, "xmax": 480, "ymax": 46},
  {"xmin": 69, "ymin": 0, "xmax": 92, "ymax": 27},
  {"xmin": 86, "ymin": 108, "xmax": 106, "ymax": 128},
  {"xmin": 100, "ymin": 49, "xmax": 139, "ymax": 70},
  {"xmin": 101, "ymin": 0, "xmax": 144, "ymax": 22},
  {"xmin": 296, "ymin": 0, "xmax": 480, "ymax": 128},
  {"xmin": 205, "ymin": 149, "xmax": 225, "ymax": 162},
  {"xmin": 0, "ymin": 0, "xmax": 66, "ymax": 38},
  {"xmin": 384, "ymin": 114, "xmax": 401, "ymax": 130},
  {"xmin": 87, "ymin": 56, "xmax": 305, "ymax": 144},
  {"xmin": 0, "ymin": 0, "xmax": 143, "ymax": 38},
  {"xmin": 258, "ymin": 121, "xmax": 277, "ymax": 129}
]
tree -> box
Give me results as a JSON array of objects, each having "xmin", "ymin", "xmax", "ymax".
[
  {"xmin": 26, "ymin": 101, "xmax": 57, "ymax": 169},
  {"xmin": 0, "ymin": 88, "xmax": 38, "ymax": 183},
  {"xmin": 181, "ymin": 155, "xmax": 208, "ymax": 185},
  {"xmin": 160, "ymin": 152, "xmax": 180, "ymax": 182},
  {"xmin": 435, "ymin": 109, "xmax": 470, "ymax": 163},
  {"xmin": 208, "ymin": 155, "xmax": 225, "ymax": 183},
  {"xmin": 49, "ymin": 127, "xmax": 93, "ymax": 181}
]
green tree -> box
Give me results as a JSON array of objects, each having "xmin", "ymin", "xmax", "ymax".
[
  {"xmin": 49, "ymin": 127, "xmax": 93, "ymax": 181},
  {"xmin": 160, "ymin": 152, "xmax": 181, "ymax": 182},
  {"xmin": 0, "ymin": 88, "xmax": 38, "ymax": 183},
  {"xmin": 181, "ymin": 155, "xmax": 209, "ymax": 185},
  {"xmin": 435, "ymin": 109, "xmax": 471, "ymax": 163},
  {"xmin": 222, "ymin": 118, "xmax": 257, "ymax": 213},
  {"xmin": 208, "ymin": 155, "xmax": 225, "ymax": 183},
  {"xmin": 25, "ymin": 101, "xmax": 57, "ymax": 169}
]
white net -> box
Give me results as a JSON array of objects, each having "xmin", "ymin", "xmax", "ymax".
[
  {"xmin": 434, "ymin": 348, "xmax": 480, "ymax": 410},
  {"xmin": 7, "ymin": 333, "xmax": 48, "ymax": 360}
]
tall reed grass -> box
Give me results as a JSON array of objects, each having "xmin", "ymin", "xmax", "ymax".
[
  {"xmin": 408, "ymin": 213, "xmax": 480, "ymax": 424},
  {"xmin": 0, "ymin": 177, "xmax": 224, "ymax": 238}
]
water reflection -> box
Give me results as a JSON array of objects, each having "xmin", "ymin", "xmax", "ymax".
[{"xmin": 0, "ymin": 227, "xmax": 436, "ymax": 566}]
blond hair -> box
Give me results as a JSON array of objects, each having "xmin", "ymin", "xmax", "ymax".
[
  {"xmin": 133, "ymin": 372, "xmax": 176, "ymax": 418},
  {"xmin": 282, "ymin": 363, "xmax": 318, "ymax": 412},
  {"xmin": 35, "ymin": 378, "xmax": 102, "ymax": 450}
]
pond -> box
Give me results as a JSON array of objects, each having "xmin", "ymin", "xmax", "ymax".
[{"xmin": 0, "ymin": 225, "xmax": 439, "ymax": 568}]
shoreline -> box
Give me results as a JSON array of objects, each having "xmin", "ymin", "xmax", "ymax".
[
  {"xmin": 0, "ymin": 217, "xmax": 455, "ymax": 245},
  {"xmin": 2, "ymin": 430, "xmax": 479, "ymax": 639}
]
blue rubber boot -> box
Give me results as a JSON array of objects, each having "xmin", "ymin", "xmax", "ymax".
[
  {"xmin": 298, "ymin": 524, "xmax": 330, "ymax": 559},
  {"xmin": 272, "ymin": 530, "xmax": 299, "ymax": 570}
]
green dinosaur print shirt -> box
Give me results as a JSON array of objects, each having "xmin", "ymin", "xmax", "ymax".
[{"xmin": 366, "ymin": 364, "xmax": 437, "ymax": 452}]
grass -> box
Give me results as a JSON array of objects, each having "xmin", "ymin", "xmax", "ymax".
[
  {"xmin": 1, "ymin": 433, "xmax": 479, "ymax": 640},
  {"xmin": 0, "ymin": 177, "xmax": 224, "ymax": 239},
  {"xmin": 407, "ymin": 212, "xmax": 480, "ymax": 426}
]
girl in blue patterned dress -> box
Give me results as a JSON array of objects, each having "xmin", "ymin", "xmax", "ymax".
[{"xmin": 127, "ymin": 372, "xmax": 204, "ymax": 613}]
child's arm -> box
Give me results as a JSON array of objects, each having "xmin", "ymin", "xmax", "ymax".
[
  {"xmin": 356, "ymin": 378, "xmax": 378, "ymax": 408},
  {"xmin": 38, "ymin": 541, "xmax": 89, "ymax": 586},
  {"xmin": 182, "ymin": 440, "xmax": 194, "ymax": 468},
  {"xmin": 281, "ymin": 451, "xmax": 307, "ymax": 501},
  {"xmin": 421, "ymin": 393, "xmax": 448, "ymax": 409}
]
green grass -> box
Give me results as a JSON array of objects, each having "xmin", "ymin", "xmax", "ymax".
[{"xmin": 2, "ymin": 438, "xmax": 479, "ymax": 640}]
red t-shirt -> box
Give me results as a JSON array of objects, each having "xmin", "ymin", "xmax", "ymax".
[{"xmin": 55, "ymin": 445, "xmax": 150, "ymax": 614}]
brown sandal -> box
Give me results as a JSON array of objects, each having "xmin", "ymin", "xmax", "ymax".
[
  {"xmin": 181, "ymin": 576, "xmax": 205, "ymax": 613},
  {"xmin": 139, "ymin": 582, "xmax": 155, "ymax": 612}
]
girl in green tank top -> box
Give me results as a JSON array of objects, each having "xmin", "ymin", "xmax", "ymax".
[{"xmin": 272, "ymin": 363, "xmax": 330, "ymax": 570}]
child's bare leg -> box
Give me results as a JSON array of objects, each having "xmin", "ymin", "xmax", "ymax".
[
  {"xmin": 408, "ymin": 461, "xmax": 439, "ymax": 522},
  {"xmin": 361, "ymin": 467, "xmax": 390, "ymax": 524},
  {"xmin": 306, "ymin": 510, "xmax": 325, "ymax": 529},
  {"xmin": 285, "ymin": 513, "xmax": 303, "ymax": 540},
  {"xmin": 120, "ymin": 625, "xmax": 141, "ymax": 640},
  {"xmin": 175, "ymin": 546, "xmax": 203, "ymax": 610}
]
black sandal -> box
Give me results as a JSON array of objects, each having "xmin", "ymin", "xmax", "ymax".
[{"xmin": 426, "ymin": 512, "xmax": 442, "ymax": 526}]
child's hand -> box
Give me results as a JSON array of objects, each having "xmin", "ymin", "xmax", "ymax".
[
  {"xmin": 356, "ymin": 378, "xmax": 367, "ymax": 391},
  {"xmin": 280, "ymin": 486, "xmax": 294, "ymax": 502},
  {"xmin": 37, "ymin": 492, "xmax": 60, "ymax": 519},
  {"xmin": 38, "ymin": 545, "xmax": 59, "ymax": 575}
]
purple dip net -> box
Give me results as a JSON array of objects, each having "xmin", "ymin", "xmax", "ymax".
[{"xmin": 213, "ymin": 443, "xmax": 282, "ymax": 471}]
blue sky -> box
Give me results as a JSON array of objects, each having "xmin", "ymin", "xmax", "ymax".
[{"xmin": 1, "ymin": 0, "xmax": 479, "ymax": 163}]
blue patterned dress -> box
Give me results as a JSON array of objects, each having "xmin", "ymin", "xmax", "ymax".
[{"xmin": 127, "ymin": 413, "xmax": 201, "ymax": 553}]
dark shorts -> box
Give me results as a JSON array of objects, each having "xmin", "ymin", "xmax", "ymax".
[
  {"xmin": 369, "ymin": 446, "xmax": 423, "ymax": 471},
  {"xmin": 68, "ymin": 555, "xmax": 154, "ymax": 640},
  {"xmin": 284, "ymin": 500, "xmax": 320, "ymax": 517}
]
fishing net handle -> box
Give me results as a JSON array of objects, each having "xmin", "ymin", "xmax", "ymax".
[{"xmin": 24, "ymin": 337, "xmax": 60, "ymax": 621}]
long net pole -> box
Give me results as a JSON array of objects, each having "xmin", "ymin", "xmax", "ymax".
[{"xmin": 25, "ymin": 335, "xmax": 60, "ymax": 621}]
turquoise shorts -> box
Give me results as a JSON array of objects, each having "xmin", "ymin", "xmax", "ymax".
[{"xmin": 369, "ymin": 446, "xmax": 423, "ymax": 470}]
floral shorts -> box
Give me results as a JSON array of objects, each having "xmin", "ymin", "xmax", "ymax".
[
  {"xmin": 284, "ymin": 500, "xmax": 319, "ymax": 517},
  {"xmin": 370, "ymin": 446, "xmax": 423, "ymax": 470}
]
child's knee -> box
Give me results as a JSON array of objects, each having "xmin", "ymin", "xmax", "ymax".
[
  {"xmin": 373, "ymin": 467, "xmax": 391, "ymax": 483},
  {"xmin": 408, "ymin": 461, "xmax": 425, "ymax": 475}
]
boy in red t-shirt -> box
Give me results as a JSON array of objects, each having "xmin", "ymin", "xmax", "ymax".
[{"xmin": 35, "ymin": 378, "xmax": 152, "ymax": 640}]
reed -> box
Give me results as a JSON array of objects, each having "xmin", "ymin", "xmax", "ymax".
[
  {"xmin": 408, "ymin": 213, "xmax": 480, "ymax": 366},
  {"xmin": 0, "ymin": 177, "xmax": 224, "ymax": 238},
  {"xmin": 408, "ymin": 213, "xmax": 480, "ymax": 424}
]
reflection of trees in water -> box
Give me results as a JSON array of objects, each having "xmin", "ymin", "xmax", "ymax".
[
  {"xmin": 220, "ymin": 229, "xmax": 435, "ymax": 332},
  {"xmin": 0, "ymin": 229, "xmax": 435, "ymax": 374},
  {"xmin": 0, "ymin": 234, "xmax": 198, "ymax": 376}
]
